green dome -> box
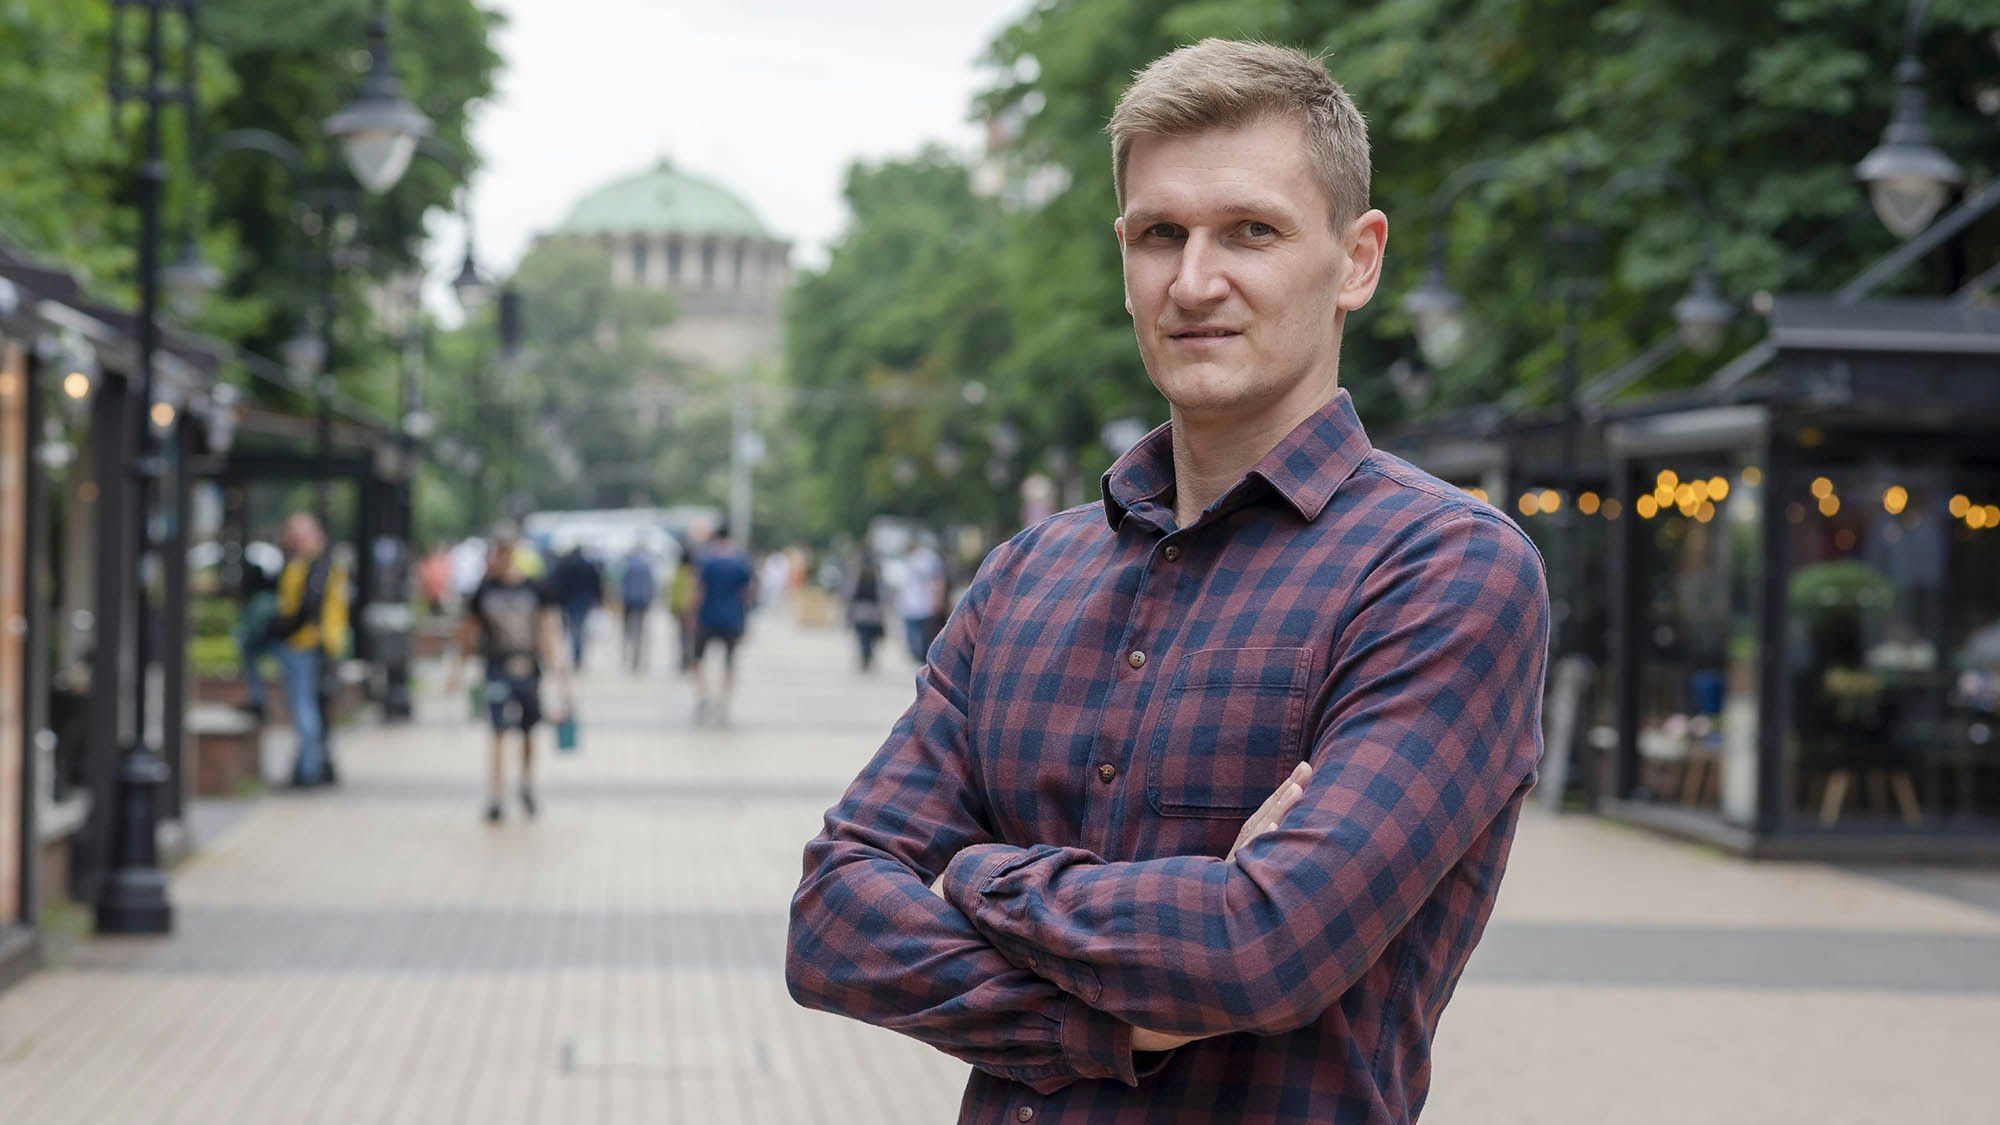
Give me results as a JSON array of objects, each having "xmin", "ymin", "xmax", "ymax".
[{"xmin": 559, "ymin": 160, "xmax": 771, "ymax": 239}]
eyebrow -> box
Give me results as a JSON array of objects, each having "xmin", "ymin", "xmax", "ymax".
[{"xmin": 1124, "ymin": 196, "xmax": 1300, "ymax": 229}]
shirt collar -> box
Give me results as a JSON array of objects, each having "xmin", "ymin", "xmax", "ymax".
[{"xmin": 1101, "ymin": 389, "xmax": 1373, "ymax": 529}]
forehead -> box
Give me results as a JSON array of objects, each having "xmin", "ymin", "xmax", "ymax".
[{"xmin": 1121, "ymin": 116, "xmax": 1321, "ymax": 218}]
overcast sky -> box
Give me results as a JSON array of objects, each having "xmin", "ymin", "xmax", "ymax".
[{"xmin": 424, "ymin": 0, "xmax": 1034, "ymax": 295}]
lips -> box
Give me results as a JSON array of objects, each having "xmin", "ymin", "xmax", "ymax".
[{"xmin": 1170, "ymin": 328, "xmax": 1241, "ymax": 339}]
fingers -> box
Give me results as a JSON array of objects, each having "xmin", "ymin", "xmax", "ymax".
[{"xmin": 1227, "ymin": 761, "xmax": 1314, "ymax": 862}]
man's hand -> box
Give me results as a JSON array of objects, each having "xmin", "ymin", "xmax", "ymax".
[
  {"xmin": 1129, "ymin": 1025, "xmax": 1202, "ymax": 1053},
  {"xmin": 1227, "ymin": 761, "xmax": 1313, "ymax": 862}
]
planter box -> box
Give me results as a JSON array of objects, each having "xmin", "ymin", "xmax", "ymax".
[{"xmin": 189, "ymin": 705, "xmax": 263, "ymax": 796}]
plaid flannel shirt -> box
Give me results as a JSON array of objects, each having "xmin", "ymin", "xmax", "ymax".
[{"xmin": 788, "ymin": 390, "xmax": 1549, "ymax": 1124}]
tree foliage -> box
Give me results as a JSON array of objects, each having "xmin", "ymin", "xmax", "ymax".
[
  {"xmin": 423, "ymin": 238, "xmax": 688, "ymax": 522},
  {"xmin": 0, "ymin": 0, "xmax": 500, "ymax": 428},
  {"xmin": 783, "ymin": 0, "xmax": 2000, "ymax": 545}
]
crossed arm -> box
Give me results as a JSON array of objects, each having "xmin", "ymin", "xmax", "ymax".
[{"xmin": 786, "ymin": 512, "xmax": 1548, "ymax": 1089}]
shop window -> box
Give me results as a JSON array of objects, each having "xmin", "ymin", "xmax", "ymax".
[
  {"xmin": 1784, "ymin": 467, "xmax": 1953, "ymax": 830},
  {"xmin": 1630, "ymin": 463, "xmax": 1762, "ymax": 824},
  {"xmin": 1508, "ymin": 481, "xmax": 1617, "ymax": 745},
  {"xmin": 1936, "ymin": 470, "xmax": 2000, "ymax": 826}
]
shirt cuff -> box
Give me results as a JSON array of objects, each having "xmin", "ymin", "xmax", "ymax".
[
  {"xmin": 1057, "ymin": 994, "xmax": 1143, "ymax": 1086},
  {"xmin": 943, "ymin": 843, "xmax": 1105, "ymax": 1004}
]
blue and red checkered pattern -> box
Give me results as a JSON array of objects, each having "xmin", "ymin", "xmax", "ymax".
[{"xmin": 789, "ymin": 390, "xmax": 1550, "ymax": 1123}]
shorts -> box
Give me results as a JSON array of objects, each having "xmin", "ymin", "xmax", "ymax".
[
  {"xmin": 483, "ymin": 666, "xmax": 543, "ymax": 732},
  {"xmin": 693, "ymin": 628, "xmax": 743, "ymax": 668}
]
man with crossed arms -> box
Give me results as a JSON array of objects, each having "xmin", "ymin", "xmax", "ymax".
[{"xmin": 788, "ymin": 39, "xmax": 1549, "ymax": 1124}]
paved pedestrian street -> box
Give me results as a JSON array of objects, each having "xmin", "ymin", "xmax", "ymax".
[{"xmin": 3, "ymin": 611, "xmax": 1998, "ymax": 1123}]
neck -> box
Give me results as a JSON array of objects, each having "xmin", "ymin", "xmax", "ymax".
[{"xmin": 1170, "ymin": 381, "xmax": 1339, "ymax": 528}]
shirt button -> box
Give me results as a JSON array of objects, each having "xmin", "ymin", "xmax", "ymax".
[
  {"xmin": 1162, "ymin": 545, "xmax": 1182, "ymax": 562},
  {"xmin": 1127, "ymin": 650, "xmax": 1147, "ymax": 670},
  {"xmin": 1097, "ymin": 763, "xmax": 1117, "ymax": 784},
  {"xmin": 1017, "ymin": 1109, "xmax": 1036, "ymax": 1123}
]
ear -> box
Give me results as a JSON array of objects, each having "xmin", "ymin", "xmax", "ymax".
[
  {"xmin": 1113, "ymin": 216, "xmax": 1133, "ymax": 316},
  {"xmin": 1335, "ymin": 208, "xmax": 1389, "ymax": 313}
]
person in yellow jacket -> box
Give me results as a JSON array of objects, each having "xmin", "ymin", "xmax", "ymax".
[{"xmin": 270, "ymin": 512, "xmax": 350, "ymax": 787}]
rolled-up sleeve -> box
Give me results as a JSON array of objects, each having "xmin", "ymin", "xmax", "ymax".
[
  {"xmin": 939, "ymin": 510, "xmax": 1549, "ymax": 1037},
  {"xmin": 786, "ymin": 539, "xmax": 1147, "ymax": 1092}
]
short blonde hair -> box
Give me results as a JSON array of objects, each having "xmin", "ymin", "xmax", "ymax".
[{"xmin": 1108, "ymin": 39, "xmax": 1370, "ymax": 226}]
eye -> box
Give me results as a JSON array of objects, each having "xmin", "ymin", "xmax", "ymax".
[
  {"xmin": 1242, "ymin": 221, "xmax": 1276, "ymax": 238},
  {"xmin": 1143, "ymin": 222, "xmax": 1181, "ymax": 240}
]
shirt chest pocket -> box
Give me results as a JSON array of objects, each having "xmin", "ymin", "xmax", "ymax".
[{"xmin": 1143, "ymin": 646, "xmax": 1316, "ymax": 818}]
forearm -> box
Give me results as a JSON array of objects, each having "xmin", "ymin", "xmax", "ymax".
[
  {"xmin": 789, "ymin": 832, "xmax": 1142, "ymax": 1092},
  {"xmin": 940, "ymin": 844, "xmax": 1326, "ymax": 1037}
]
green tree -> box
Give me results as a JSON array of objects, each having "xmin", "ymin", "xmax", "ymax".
[
  {"xmin": 977, "ymin": 0, "xmax": 2000, "ymax": 419},
  {"xmin": 426, "ymin": 239, "xmax": 682, "ymax": 521},
  {"xmin": 784, "ymin": 151, "xmax": 1020, "ymax": 542}
]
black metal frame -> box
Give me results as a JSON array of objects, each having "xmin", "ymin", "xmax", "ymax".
[{"xmin": 1594, "ymin": 298, "xmax": 2000, "ymax": 858}]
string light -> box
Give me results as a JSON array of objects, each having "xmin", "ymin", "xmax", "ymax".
[
  {"xmin": 63, "ymin": 372, "xmax": 91, "ymax": 400},
  {"xmin": 1577, "ymin": 491, "xmax": 1601, "ymax": 516},
  {"xmin": 1537, "ymin": 489, "xmax": 1561, "ymax": 515},
  {"xmin": 1656, "ymin": 469, "xmax": 1679, "ymax": 491},
  {"xmin": 1517, "ymin": 493, "xmax": 1538, "ymax": 518},
  {"xmin": 1601, "ymin": 498, "xmax": 1623, "ymax": 520},
  {"xmin": 1883, "ymin": 486, "xmax": 1908, "ymax": 515},
  {"xmin": 1810, "ymin": 477, "xmax": 1834, "ymax": 500},
  {"xmin": 1708, "ymin": 476, "xmax": 1730, "ymax": 501},
  {"xmin": 1636, "ymin": 494, "xmax": 1659, "ymax": 519},
  {"xmin": 1949, "ymin": 494, "xmax": 1971, "ymax": 518},
  {"xmin": 1740, "ymin": 466, "xmax": 1762, "ymax": 488},
  {"xmin": 1818, "ymin": 494, "xmax": 1841, "ymax": 517}
]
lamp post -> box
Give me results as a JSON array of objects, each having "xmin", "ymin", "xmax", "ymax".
[
  {"xmin": 324, "ymin": 0, "xmax": 433, "ymax": 196},
  {"xmin": 96, "ymin": 0, "xmax": 204, "ymax": 935},
  {"xmin": 1402, "ymin": 159, "xmax": 1735, "ymax": 659},
  {"xmin": 1854, "ymin": 0, "xmax": 1962, "ymax": 239}
]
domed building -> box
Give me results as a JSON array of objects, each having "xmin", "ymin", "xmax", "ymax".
[{"xmin": 542, "ymin": 159, "xmax": 792, "ymax": 374}]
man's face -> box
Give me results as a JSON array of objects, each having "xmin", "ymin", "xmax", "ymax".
[{"xmin": 1116, "ymin": 116, "xmax": 1385, "ymax": 427}]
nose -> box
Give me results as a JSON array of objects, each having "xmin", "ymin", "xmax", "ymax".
[{"xmin": 1167, "ymin": 231, "xmax": 1228, "ymax": 309}]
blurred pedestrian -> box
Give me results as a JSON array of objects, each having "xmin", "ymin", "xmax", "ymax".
[
  {"xmin": 548, "ymin": 540, "xmax": 602, "ymax": 672},
  {"xmin": 896, "ymin": 537, "xmax": 945, "ymax": 664},
  {"xmin": 787, "ymin": 40, "xmax": 1549, "ymax": 1119},
  {"xmin": 416, "ymin": 545, "xmax": 451, "ymax": 615},
  {"xmin": 232, "ymin": 544, "xmax": 280, "ymax": 721},
  {"xmin": 270, "ymin": 512, "xmax": 349, "ymax": 788},
  {"xmin": 448, "ymin": 532, "xmax": 571, "ymax": 823},
  {"xmin": 690, "ymin": 526, "xmax": 756, "ymax": 726},
  {"xmin": 669, "ymin": 553, "xmax": 699, "ymax": 674},
  {"xmin": 619, "ymin": 546, "xmax": 658, "ymax": 673},
  {"xmin": 760, "ymin": 549, "xmax": 792, "ymax": 609},
  {"xmin": 845, "ymin": 550, "xmax": 886, "ymax": 673}
]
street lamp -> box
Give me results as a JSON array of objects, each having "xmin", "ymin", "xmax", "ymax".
[
  {"xmin": 451, "ymin": 236, "xmax": 492, "ymax": 311},
  {"xmin": 282, "ymin": 320, "xmax": 327, "ymax": 385},
  {"xmin": 323, "ymin": 0, "xmax": 432, "ymax": 196},
  {"xmin": 1855, "ymin": 0, "xmax": 1961, "ymax": 239},
  {"xmin": 161, "ymin": 233, "xmax": 221, "ymax": 321},
  {"xmin": 97, "ymin": 0, "xmax": 203, "ymax": 935}
]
